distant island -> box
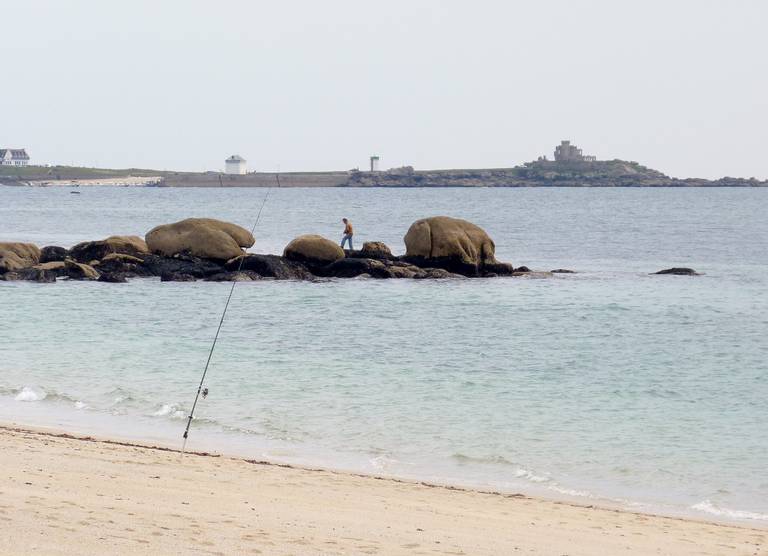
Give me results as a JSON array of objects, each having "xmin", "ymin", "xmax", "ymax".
[{"xmin": 2, "ymin": 141, "xmax": 766, "ymax": 188}]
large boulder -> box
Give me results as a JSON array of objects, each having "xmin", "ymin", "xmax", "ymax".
[
  {"xmin": 403, "ymin": 216, "xmax": 501, "ymax": 276},
  {"xmin": 0, "ymin": 242, "xmax": 41, "ymax": 273},
  {"xmin": 69, "ymin": 235, "xmax": 149, "ymax": 263},
  {"xmin": 283, "ymin": 235, "xmax": 344, "ymax": 266},
  {"xmin": 145, "ymin": 218, "xmax": 254, "ymax": 261}
]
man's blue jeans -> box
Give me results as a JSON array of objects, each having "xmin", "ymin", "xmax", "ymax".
[{"xmin": 341, "ymin": 234, "xmax": 353, "ymax": 250}]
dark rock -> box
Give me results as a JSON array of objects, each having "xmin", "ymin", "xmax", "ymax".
[
  {"xmin": 98, "ymin": 253, "xmax": 152, "ymax": 278},
  {"xmin": 654, "ymin": 267, "xmax": 700, "ymax": 276},
  {"xmin": 321, "ymin": 257, "xmax": 423, "ymax": 279},
  {"xmin": 321, "ymin": 257, "xmax": 463, "ymax": 280},
  {"xmin": 515, "ymin": 266, "xmax": 531, "ymax": 273},
  {"xmin": 141, "ymin": 252, "xmax": 224, "ymax": 279},
  {"xmin": 413, "ymin": 268, "xmax": 464, "ymax": 279},
  {"xmin": 225, "ymin": 254, "xmax": 314, "ymax": 280},
  {"xmin": 551, "ymin": 268, "xmax": 576, "ymax": 273},
  {"xmin": 160, "ymin": 272, "xmax": 197, "ymax": 282},
  {"xmin": 69, "ymin": 236, "xmax": 148, "ymax": 263},
  {"xmin": 399, "ymin": 255, "xmax": 481, "ymax": 277},
  {"xmin": 40, "ymin": 246, "xmax": 69, "ymax": 263},
  {"xmin": 482, "ymin": 262, "xmax": 516, "ymax": 276},
  {"xmin": 320, "ymin": 257, "xmax": 389, "ymax": 278},
  {"xmin": 1, "ymin": 268, "xmax": 56, "ymax": 283},
  {"xmin": 98, "ymin": 272, "xmax": 128, "ymax": 283}
]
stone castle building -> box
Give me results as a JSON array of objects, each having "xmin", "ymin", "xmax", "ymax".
[{"xmin": 553, "ymin": 140, "xmax": 596, "ymax": 162}]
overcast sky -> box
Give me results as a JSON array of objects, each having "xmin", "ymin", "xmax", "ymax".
[{"xmin": 3, "ymin": 0, "xmax": 767, "ymax": 178}]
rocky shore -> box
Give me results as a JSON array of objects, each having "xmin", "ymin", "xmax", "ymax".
[
  {"xmin": 346, "ymin": 160, "xmax": 768, "ymax": 188},
  {"xmin": 0, "ymin": 216, "xmax": 535, "ymax": 284},
  {"xmin": 2, "ymin": 159, "xmax": 766, "ymax": 188}
]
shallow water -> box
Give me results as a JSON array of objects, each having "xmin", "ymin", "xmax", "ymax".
[{"xmin": 1, "ymin": 185, "xmax": 767, "ymax": 524}]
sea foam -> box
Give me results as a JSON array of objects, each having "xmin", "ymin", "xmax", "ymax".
[
  {"xmin": 14, "ymin": 386, "xmax": 46, "ymax": 402},
  {"xmin": 692, "ymin": 500, "xmax": 768, "ymax": 521}
]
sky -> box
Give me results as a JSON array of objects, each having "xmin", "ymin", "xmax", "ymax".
[{"xmin": 2, "ymin": 0, "xmax": 767, "ymax": 178}]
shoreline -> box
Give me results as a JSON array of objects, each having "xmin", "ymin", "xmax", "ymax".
[{"xmin": 2, "ymin": 423, "xmax": 766, "ymax": 555}]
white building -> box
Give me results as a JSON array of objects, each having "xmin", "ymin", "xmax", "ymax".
[
  {"xmin": 225, "ymin": 155, "xmax": 247, "ymax": 175},
  {"xmin": 0, "ymin": 148, "xmax": 30, "ymax": 166},
  {"xmin": 370, "ymin": 155, "xmax": 380, "ymax": 172}
]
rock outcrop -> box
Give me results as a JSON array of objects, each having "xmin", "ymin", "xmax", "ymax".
[
  {"xmin": 0, "ymin": 242, "xmax": 41, "ymax": 273},
  {"xmin": 145, "ymin": 218, "xmax": 254, "ymax": 261},
  {"xmin": 2, "ymin": 219, "xmax": 533, "ymax": 283},
  {"xmin": 70, "ymin": 235, "xmax": 149, "ymax": 263},
  {"xmin": 283, "ymin": 235, "xmax": 345, "ymax": 266},
  {"xmin": 402, "ymin": 216, "xmax": 508, "ymax": 276}
]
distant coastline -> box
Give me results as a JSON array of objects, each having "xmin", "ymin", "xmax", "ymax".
[{"xmin": 1, "ymin": 159, "xmax": 766, "ymax": 188}]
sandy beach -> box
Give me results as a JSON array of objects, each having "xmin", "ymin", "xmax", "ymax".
[{"xmin": 0, "ymin": 425, "xmax": 764, "ymax": 555}]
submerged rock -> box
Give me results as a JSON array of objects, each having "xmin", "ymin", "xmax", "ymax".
[
  {"xmin": 551, "ymin": 268, "xmax": 576, "ymax": 274},
  {"xmin": 146, "ymin": 218, "xmax": 254, "ymax": 261},
  {"xmin": 283, "ymin": 235, "xmax": 345, "ymax": 266},
  {"xmin": 0, "ymin": 242, "xmax": 41, "ymax": 273},
  {"xmin": 98, "ymin": 272, "xmax": 128, "ymax": 283},
  {"xmin": 160, "ymin": 271, "xmax": 197, "ymax": 282},
  {"xmin": 1, "ymin": 267, "xmax": 56, "ymax": 283},
  {"xmin": 69, "ymin": 235, "xmax": 149, "ymax": 263},
  {"xmin": 654, "ymin": 267, "xmax": 700, "ymax": 276}
]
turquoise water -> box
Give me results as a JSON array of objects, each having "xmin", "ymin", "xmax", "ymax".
[{"xmin": 1, "ymin": 186, "xmax": 767, "ymax": 524}]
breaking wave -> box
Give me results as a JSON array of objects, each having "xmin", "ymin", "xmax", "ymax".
[
  {"xmin": 691, "ymin": 500, "xmax": 768, "ymax": 522},
  {"xmin": 14, "ymin": 386, "xmax": 47, "ymax": 402}
]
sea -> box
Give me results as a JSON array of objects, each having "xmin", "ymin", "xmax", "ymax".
[{"xmin": 1, "ymin": 185, "xmax": 767, "ymax": 525}]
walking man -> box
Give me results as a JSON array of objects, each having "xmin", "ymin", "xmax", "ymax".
[{"xmin": 340, "ymin": 218, "xmax": 354, "ymax": 250}]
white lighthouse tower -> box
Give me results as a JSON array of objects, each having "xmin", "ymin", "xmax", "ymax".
[{"xmin": 369, "ymin": 155, "xmax": 380, "ymax": 172}]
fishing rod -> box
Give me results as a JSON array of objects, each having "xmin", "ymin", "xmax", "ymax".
[{"xmin": 181, "ymin": 172, "xmax": 281, "ymax": 455}]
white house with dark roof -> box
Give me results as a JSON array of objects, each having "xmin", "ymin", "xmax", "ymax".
[
  {"xmin": 0, "ymin": 148, "xmax": 30, "ymax": 166},
  {"xmin": 225, "ymin": 154, "xmax": 247, "ymax": 175}
]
